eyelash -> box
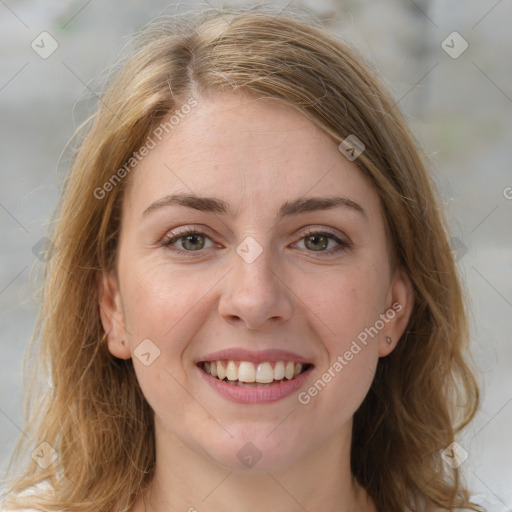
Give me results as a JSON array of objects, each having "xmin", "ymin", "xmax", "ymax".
[{"xmin": 161, "ymin": 227, "xmax": 351, "ymax": 257}]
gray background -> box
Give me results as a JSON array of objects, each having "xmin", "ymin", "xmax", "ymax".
[{"xmin": 1, "ymin": 0, "xmax": 511, "ymax": 510}]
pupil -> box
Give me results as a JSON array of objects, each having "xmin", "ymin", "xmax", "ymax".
[
  {"xmin": 183, "ymin": 234, "xmax": 204, "ymax": 250},
  {"xmin": 307, "ymin": 235, "xmax": 327, "ymax": 251}
]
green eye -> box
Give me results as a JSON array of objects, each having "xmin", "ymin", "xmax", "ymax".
[
  {"xmin": 179, "ymin": 234, "xmax": 206, "ymax": 251},
  {"xmin": 163, "ymin": 228, "xmax": 350, "ymax": 256},
  {"xmin": 304, "ymin": 234, "xmax": 329, "ymax": 251},
  {"xmin": 164, "ymin": 230, "xmax": 213, "ymax": 252},
  {"xmin": 296, "ymin": 231, "xmax": 350, "ymax": 253}
]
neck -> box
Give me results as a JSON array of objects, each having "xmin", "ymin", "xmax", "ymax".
[{"xmin": 136, "ymin": 419, "xmax": 376, "ymax": 512}]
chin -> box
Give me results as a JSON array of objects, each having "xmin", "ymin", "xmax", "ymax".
[{"xmin": 201, "ymin": 429, "xmax": 306, "ymax": 472}]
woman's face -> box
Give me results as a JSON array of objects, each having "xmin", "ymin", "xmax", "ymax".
[{"xmin": 99, "ymin": 92, "xmax": 412, "ymax": 472}]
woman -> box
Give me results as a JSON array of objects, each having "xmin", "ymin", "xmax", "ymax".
[{"xmin": 1, "ymin": 7, "xmax": 482, "ymax": 512}]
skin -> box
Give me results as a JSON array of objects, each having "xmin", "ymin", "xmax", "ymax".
[{"xmin": 99, "ymin": 91, "xmax": 413, "ymax": 512}]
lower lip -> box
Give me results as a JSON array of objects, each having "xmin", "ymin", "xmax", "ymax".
[{"xmin": 198, "ymin": 365, "xmax": 313, "ymax": 404}]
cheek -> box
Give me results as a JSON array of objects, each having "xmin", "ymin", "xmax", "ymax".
[
  {"xmin": 300, "ymin": 260, "xmax": 389, "ymax": 347},
  {"xmin": 293, "ymin": 262, "xmax": 386, "ymax": 415},
  {"xmin": 119, "ymin": 258, "xmax": 216, "ymax": 356},
  {"xmin": 311, "ymin": 347, "xmax": 379, "ymax": 428},
  {"xmin": 119, "ymin": 261, "xmax": 218, "ymax": 418}
]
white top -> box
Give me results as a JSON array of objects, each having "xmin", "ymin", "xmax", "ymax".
[{"xmin": 0, "ymin": 481, "xmax": 52, "ymax": 512}]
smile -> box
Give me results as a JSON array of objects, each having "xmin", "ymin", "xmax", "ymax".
[
  {"xmin": 197, "ymin": 358, "xmax": 313, "ymax": 404},
  {"xmin": 199, "ymin": 360, "xmax": 311, "ymax": 386}
]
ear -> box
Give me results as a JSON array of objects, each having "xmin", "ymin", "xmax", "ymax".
[
  {"xmin": 378, "ymin": 268, "xmax": 414, "ymax": 357},
  {"xmin": 97, "ymin": 270, "xmax": 131, "ymax": 360}
]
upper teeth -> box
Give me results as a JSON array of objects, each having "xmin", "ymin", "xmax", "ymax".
[{"xmin": 202, "ymin": 360, "xmax": 304, "ymax": 383}]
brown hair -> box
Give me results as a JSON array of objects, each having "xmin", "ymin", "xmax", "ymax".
[{"xmin": 1, "ymin": 6, "xmax": 481, "ymax": 511}]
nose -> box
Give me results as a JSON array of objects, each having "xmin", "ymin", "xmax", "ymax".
[{"xmin": 218, "ymin": 244, "xmax": 293, "ymax": 330}]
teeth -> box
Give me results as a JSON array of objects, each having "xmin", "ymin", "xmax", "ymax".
[
  {"xmin": 256, "ymin": 362, "xmax": 274, "ymax": 383},
  {"xmin": 285, "ymin": 362, "xmax": 295, "ymax": 380},
  {"xmin": 201, "ymin": 360, "xmax": 307, "ymax": 383},
  {"xmin": 217, "ymin": 361, "xmax": 226, "ymax": 380},
  {"xmin": 226, "ymin": 361, "xmax": 237, "ymax": 381},
  {"xmin": 274, "ymin": 361, "xmax": 285, "ymax": 380},
  {"xmin": 238, "ymin": 361, "xmax": 256, "ymax": 383}
]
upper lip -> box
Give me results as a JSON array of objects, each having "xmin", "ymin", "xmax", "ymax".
[{"xmin": 196, "ymin": 348, "xmax": 313, "ymax": 365}]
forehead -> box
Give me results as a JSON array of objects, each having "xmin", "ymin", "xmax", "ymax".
[{"xmin": 123, "ymin": 92, "xmax": 380, "ymax": 220}]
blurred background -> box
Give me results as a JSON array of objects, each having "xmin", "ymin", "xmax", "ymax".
[{"xmin": 1, "ymin": 0, "xmax": 511, "ymax": 510}]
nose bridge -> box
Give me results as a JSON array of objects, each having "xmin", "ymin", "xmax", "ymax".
[
  {"xmin": 236, "ymin": 239, "xmax": 275, "ymax": 290},
  {"xmin": 218, "ymin": 235, "xmax": 293, "ymax": 328}
]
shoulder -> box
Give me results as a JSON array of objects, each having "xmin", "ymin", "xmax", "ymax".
[
  {"xmin": 0, "ymin": 480, "xmax": 53, "ymax": 512},
  {"xmin": 0, "ymin": 508, "xmax": 44, "ymax": 512},
  {"xmin": 0, "ymin": 501, "xmax": 47, "ymax": 512}
]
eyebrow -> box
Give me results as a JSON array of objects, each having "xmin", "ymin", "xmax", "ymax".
[{"xmin": 142, "ymin": 193, "xmax": 367, "ymax": 221}]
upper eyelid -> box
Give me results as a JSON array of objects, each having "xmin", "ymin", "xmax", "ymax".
[
  {"xmin": 162, "ymin": 224, "xmax": 217, "ymax": 240},
  {"xmin": 163, "ymin": 225, "xmax": 345, "ymax": 240}
]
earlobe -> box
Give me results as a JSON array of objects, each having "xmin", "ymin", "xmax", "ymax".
[
  {"xmin": 97, "ymin": 270, "xmax": 131, "ymax": 360},
  {"xmin": 379, "ymin": 269, "xmax": 414, "ymax": 357}
]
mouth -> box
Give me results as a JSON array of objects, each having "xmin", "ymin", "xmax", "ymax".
[{"xmin": 198, "ymin": 360, "xmax": 313, "ymax": 387}]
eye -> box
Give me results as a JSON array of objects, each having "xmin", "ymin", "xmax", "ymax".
[
  {"xmin": 162, "ymin": 229, "xmax": 215, "ymax": 252},
  {"xmin": 295, "ymin": 230, "xmax": 350, "ymax": 253},
  {"xmin": 161, "ymin": 227, "xmax": 350, "ymax": 256}
]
